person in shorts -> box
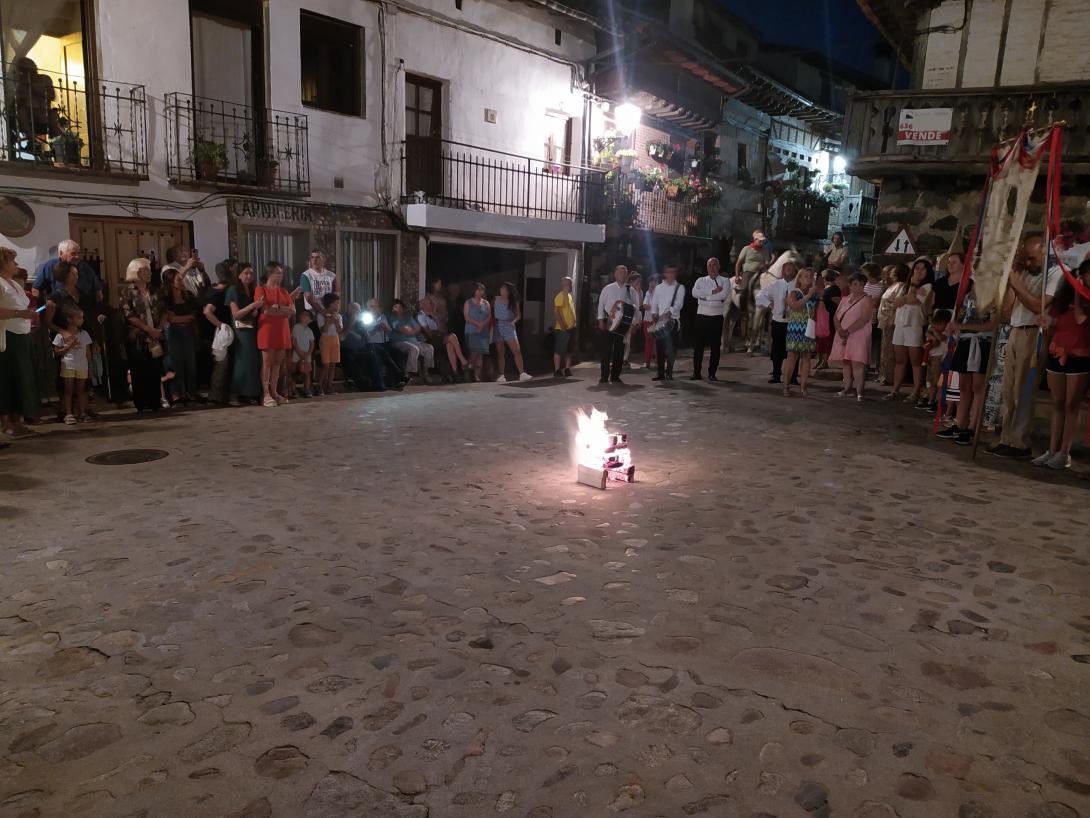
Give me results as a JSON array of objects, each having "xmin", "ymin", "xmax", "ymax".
[
  {"xmin": 936, "ymin": 288, "xmax": 994, "ymax": 446},
  {"xmin": 552, "ymin": 276, "xmax": 576, "ymax": 377},
  {"xmin": 291, "ymin": 309, "xmax": 315, "ymax": 397},
  {"xmin": 52, "ymin": 307, "xmax": 92, "ymax": 424},
  {"xmin": 316, "ymin": 293, "xmax": 342, "ymax": 395}
]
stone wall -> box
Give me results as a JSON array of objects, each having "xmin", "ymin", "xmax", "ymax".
[{"xmin": 870, "ymin": 176, "xmax": 1090, "ymax": 265}]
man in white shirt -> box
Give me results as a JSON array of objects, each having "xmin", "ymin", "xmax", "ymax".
[
  {"xmin": 596, "ymin": 265, "xmax": 638, "ymax": 385},
  {"xmin": 689, "ymin": 257, "xmax": 731, "ymax": 380},
  {"xmin": 991, "ymin": 234, "xmax": 1055, "ymax": 459},
  {"xmin": 300, "ymin": 250, "xmax": 339, "ymax": 316},
  {"xmin": 756, "ymin": 260, "xmax": 797, "ymax": 383},
  {"xmin": 649, "ymin": 264, "xmax": 685, "ymax": 382}
]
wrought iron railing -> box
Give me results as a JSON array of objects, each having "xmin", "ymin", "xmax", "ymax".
[
  {"xmin": 844, "ymin": 85, "xmax": 1090, "ymax": 174},
  {"xmin": 620, "ymin": 179, "xmax": 715, "ymax": 238},
  {"xmin": 400, "ymin": 137, "xmax": 604, "ymax": 222},
  {"xmin": 0, "ymin": 62, "xmax": 147, "ymax": 175},
  {"xmin": 836, "ymin": 193, "xmax": 878, "ymax": 229},
  {"xmin": 772, "ymin": 192, "xmax": 833, "ymax": 240},
  {"xmin": 164, "ymin": 92, "xmax": 309, "ymax": 194}
]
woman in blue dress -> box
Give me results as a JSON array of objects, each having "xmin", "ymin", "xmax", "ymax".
[
  {"xmin": 492, "ymin": 281, "xmax": 532, "ymax": 383},
  {"xmin": 463, "ymin": 282, "xmax": 492, "ymax": 382},
  {"xmin": 783, "ymin": 267, "xmax": 821, "ymax": 397}
]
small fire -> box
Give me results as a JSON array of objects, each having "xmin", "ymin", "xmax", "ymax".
[{"xmin": 574, "ymin": 407, "xmax": 635, "ymax": 486}]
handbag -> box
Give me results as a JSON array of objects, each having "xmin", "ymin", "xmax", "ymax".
[{"xmin": 815, "ymin": 300, "xmax": 831, "ymax": 338}]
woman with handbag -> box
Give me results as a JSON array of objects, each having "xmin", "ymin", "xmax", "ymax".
[
  {"xmin": 120, "ymin": 257, "xmax": 166, "ymax": 413},
  {"xmin": 782, "ymin": 267, "xmax": 821, "ymax": 397},
  {"xmin": 227, "ymin": 263, "xmax": 264, "ymax": 405},
  {"xmin": 831, "ymin": 273, "xmax": 875, "ymax": 402}
]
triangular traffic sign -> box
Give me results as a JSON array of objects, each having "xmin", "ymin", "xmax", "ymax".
[{"xmin": 883, "ymin": 227, "xmax": 917, "ymax": 256}]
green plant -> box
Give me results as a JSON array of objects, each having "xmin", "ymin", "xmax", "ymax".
[
  {"xmin": 193, "ymin": 140, "xmax": 228, "ymax": 170},
  {"xmin": 49, "ymin": 114, "xmax": 83, "ymax": 165},
  {"xmin": 646, "ymin": 141, "xmax": 677, "ymax": 163},
  {"xmin": 637, "ymin": 166, "xmax": 666, "ymax": 191}
]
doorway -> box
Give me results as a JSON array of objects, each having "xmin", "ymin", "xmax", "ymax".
[{"xmin": 404, "ymin": 73, "xmax": 443, "ymax": 198}]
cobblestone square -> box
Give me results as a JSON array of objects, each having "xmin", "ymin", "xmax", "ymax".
[{"xmin": 1, "ymin": 358, "xmax": 1087, "ymax": 818}]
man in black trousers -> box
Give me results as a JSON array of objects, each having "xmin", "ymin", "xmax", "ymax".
[
  {"xmin": 689, "ymin": 257, "xmax": 730, "ymax": 381},
  {"xmin": 596, "ymin": 265, "xmax": 637, "ymax": 385}
]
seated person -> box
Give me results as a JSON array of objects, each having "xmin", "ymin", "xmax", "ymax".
[
  {"xmin": 391, "ymin": 298, "xmax": 436, "ymax": 384},
  {"xmin": 363, "ymin": 298, "xmax": 407, "ymax": 384},
  {"xmin": 339, "ymin": 302, "xmax": 390, "ymax": 392}
]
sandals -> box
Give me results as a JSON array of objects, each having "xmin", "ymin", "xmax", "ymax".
[{"xmin": 262, "ymin": 397, "xmax": 277, "ymax": 407}]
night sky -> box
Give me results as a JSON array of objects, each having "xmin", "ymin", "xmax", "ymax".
[{"xmin": 716, "ymin": 0, "xmax": 896, "ymax": 81}]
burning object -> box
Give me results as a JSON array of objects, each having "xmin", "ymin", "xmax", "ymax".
[{"xmin": 574, "ymin": 408, "xmax": 635, "ymax": 489}]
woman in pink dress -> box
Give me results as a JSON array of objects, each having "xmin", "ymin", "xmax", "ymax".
[{"xmin": 831, "ymin": 272, "xmax": 874, "ymax": 402}]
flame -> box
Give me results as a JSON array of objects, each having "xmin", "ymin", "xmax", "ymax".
[{"xmin": 574, "ymin": 407, "xmax": 611, "ymax": 469}]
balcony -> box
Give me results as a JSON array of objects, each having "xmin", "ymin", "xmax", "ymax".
[
  {"xmin": 837, "ymin": 193, "xmax": 878, "ymax": 229},
  {"xmin": 401, "ymin": 137, "xmax": 604, "ymax": 222},
  {"xmin": 771, "ymin": 192, "xmax": 832, "ymax": 240},
  {"xmin": 164, "ymin": 92, "xmax": 309, "ymax": 195},
  {"xmin": 613, "ymin": 179, "xmax": 715, "ymax": 239},
  {"xmin": 1, "ymin": 63, "xmax": 148, "ymax": 177},
  {"xmin": 844, "ymin": 84, "xmax": 1090, "ymax": 178}
]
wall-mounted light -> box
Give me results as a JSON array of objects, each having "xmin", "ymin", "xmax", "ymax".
[
  {"xmin": 832, "ymin": 155, "xmax": 847, "ymax": 175},
  {"xmin": 614, "ymin": 102, "xmax": 641, "ymax": 134}
]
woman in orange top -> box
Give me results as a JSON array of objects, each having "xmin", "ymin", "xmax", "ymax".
[{"xmin": 255, "ymin": 261, "xmax": 300, "ymax": 406}]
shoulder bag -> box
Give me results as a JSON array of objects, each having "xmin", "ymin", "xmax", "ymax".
[{"xmin": 650, "ymin": 283, "xmax": 681, "ymax": 339}]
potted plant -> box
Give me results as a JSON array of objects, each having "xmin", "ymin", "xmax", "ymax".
[
  {"xmin": 665, "ymin": 176, "xmax": 690, "ymax": 201},
  {"xmin": 192, "ymin": 140, "xmax": 228, "ymax": 181},
  {"xmin": 646, "ymin": 141, "xmax": 677, "ymax": 163},
  {"xmin": 617, "ymin": 148, "xmax": 637, "ymax": 173},
  {"xmin": 50, "ymin": 117, "xmax": 83, "ymax": 168},
  {"xmin": 256, "ymin": 156, "xmax": 279, "ymax": 186},
  {"xmin": 638, "ymin": 166, "xmax": 665, "ymax": 192}
]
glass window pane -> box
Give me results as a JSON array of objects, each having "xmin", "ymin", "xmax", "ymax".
[
  {"xmin": 418, "ymin": 86, "xmax": 433, "ymax": 111},
  {"xmin": 418, "ymin": 113, "xmax": 431, "ymax": 136}
]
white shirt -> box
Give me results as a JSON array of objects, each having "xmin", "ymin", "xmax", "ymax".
[
  {"xmin": 596, "ymin": 281, "xmax": 637, "ymax": 321},
  {"xmin": 649, "ymin": 281, "xmax": 685, "ymax": 320},
  {"xmin": 53, "ymin": 329, "xmax": 92, "ymax": 370},
  {"xmin": 691, "ymin": 275, "xmax": 730, "ymax": 317},
  {"xmin": 0, "ymin": 277, "xmax": 31, "ymax": 334},
  {"xmin": 1010, "ymin": 265, "xmax": 1062, "ymax": 328},
  {"xmin": 756, "ymin": 277, "xmax": 791, "ymax": 323},
  {"xmin": 301, "ymin": 267, "xmax": 337, "ymax": 311}
]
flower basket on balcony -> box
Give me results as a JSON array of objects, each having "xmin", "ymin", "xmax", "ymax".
[
  {"xmin": 50, "ymin": 127, "xmax": 83, "ymax": 168},
  {"xmin": 638, "ymin": 166, "xmax": 666, "ymax": 192},
  {"xmin": 646, "ymin": 141, "xmax": 677, "ymax": 163},
  {"xmin": 193, "ymin": 140, "xmax": 228, "ymax": 181},
  {"xmin": 256, "ymin": 157, "xmax": 279, "ymax": 186},
  {"xmin": 665, "ymin": 177, "xmax": 691, "ymax": 201}
]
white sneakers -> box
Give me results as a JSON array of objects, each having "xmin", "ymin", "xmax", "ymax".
[
  {"xmin": 519, "ymin": 372, "xmax": 533, "ymax": 382},
  {"xmin": 1032, "ymin": 450, "xmax": 1072, "ymax": 470},
  {"xmin": 495, "ymin": 375, "xmax": 507, "ymax": 384}
]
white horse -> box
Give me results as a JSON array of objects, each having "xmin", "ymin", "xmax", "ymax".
[{"xmin": 745, "ymin": 251, "xmax": 802, "ymax": 355}]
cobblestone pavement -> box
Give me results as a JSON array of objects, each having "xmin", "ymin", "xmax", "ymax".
[{"xmin": 1, "ymin": 354, "xmax": 1088, "ymax": 818}]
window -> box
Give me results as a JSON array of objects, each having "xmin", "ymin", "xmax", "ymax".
[
  {"xmin": 300, "ymin": 10, "xmax": 363, "ymax": 116},
  {"xmin": 737, "ymin": 142, "xmax": 748, "ymax": 171},
  {"xmin": 544, "ymin": 113, "xmax": 572, "ymax": 174},
  {"xmin": 340, "ymin": 231, "xmax": 397, "ymax": 307}
]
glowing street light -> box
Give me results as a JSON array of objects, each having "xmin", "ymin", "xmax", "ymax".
[
  {"xmin": 614, "ymin": 102, "xmax": 641, "ymax": 134},
  {"xmin": 833, "ymin": 155, "xmax": 847, "ymax": 175}
]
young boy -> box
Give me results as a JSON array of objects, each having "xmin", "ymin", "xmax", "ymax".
[
  {"xmin": 924, "ymin": 309, "xmax": 953, "ymax": 412},
  {"xmin": 291, "ymin": 310, "xmax": 316, "ymax": 397},
  {"xmin": 316, "ymin": 292, "xmax": 343, "ymax": 395},
  {"xmin": 52, "ymin": 308, "xmax": 93, "ymax": 424}
]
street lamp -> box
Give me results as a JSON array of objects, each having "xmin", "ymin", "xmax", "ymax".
[
  {"xmin": 832, "ymin": 155, "xmax": 847, "ymax": 175},
  {"xmin": 614, "ymin": 102, "xmax": 641, "ymax": 134}
]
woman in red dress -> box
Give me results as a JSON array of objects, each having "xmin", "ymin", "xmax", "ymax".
[{"xmin": 255, "ymin": 262, "xmax": 300, "ymax": 406}]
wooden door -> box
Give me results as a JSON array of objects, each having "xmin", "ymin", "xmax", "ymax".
[
  {"xmin": 70, "ymin": 216, "xmax": 191, "ymax": 306},
  {"xmin": 405, "ymin": 74, "xmax": 443, "ymax": 198}
]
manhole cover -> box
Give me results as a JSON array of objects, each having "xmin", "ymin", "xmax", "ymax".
[
  {"xmin": 497, "ymin": 393, "xmax": 537, "ymax": 399},
  {"xmin": 86, "ymin": 448, "xmax": 170, "ymax": 465}
]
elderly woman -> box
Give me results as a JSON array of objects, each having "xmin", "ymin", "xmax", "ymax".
[
  {"xmin": 831, "ymin": 272, "xmax": 875, "ymax": 402},
  {"xmin": 0, "ymin": 246, "xmax": 39, "ymax": 438},
  {"xmin": 119, "ymin": 257, "xmax": 166, "ymax": 412}
]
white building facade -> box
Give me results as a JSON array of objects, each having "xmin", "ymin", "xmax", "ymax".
[{"xmin": 0, "ymin": 0, "xmax": 604, "ymax": 343}]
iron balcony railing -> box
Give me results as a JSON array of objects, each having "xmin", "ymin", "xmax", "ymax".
[
  {"xmin": 602, "ymin": 173, "xmax": 717, "ymax": 238},
  {"xmin": 165, "ymin": 92, "xmax": 309, "ymax": 194},
  {"xmin": 1, "ymin": 61, "xmax": 147, "ymax": 176},
  {"xmin": 836, "ymin": 193, "xmax": 878, "ymax": 229},
  {"xmin": 400, "ymin": 137, "xmax": 605, "ymax": 222},
  {"xmin": 844, "ymin": 84, "xmax": 1090, "ymax": 176}
]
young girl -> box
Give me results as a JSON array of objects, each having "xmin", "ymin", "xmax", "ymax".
[
  {"xmin": 887, "ymin": 257, "xmax": 934, "ymax": 405},
  {"xmin": 463, "ymin": 283, "xmax": 491, "ymax": 382},
  {"xmin": 291, "ymin": 309, "xmax": 315, "ymax": 397},
  {"xmin": 492, "ymin": 282, "xmax": 531, "ymax": 382},
  {"xmin": 923, "ymin": 309, "xmax": 952, "ymax": 411},
  {"xmin": 53, "ymin": 308, "xmax": 93, "ymax": 424},
  {"xmin": 782, "ymin": 267, "xmax": 821, "ymax": 397},
  {"xmin": 316, "ymin": 292, "xmax": 343, "ymax": 395},
  {"xmin": 1034, "ymin": 259, "xmax": 1090, "ymax": 469}
]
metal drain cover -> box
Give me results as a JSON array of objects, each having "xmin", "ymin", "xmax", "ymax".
[
  {"xmin": 496, "ymin": 393, "xmax": 537, "ymax": 399},
  {"xmin": 86, "ymin": 448, "xmax": 170, "ymax": 465}
]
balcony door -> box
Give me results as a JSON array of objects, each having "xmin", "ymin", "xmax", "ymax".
[
  {"xmin": 404, "ymin": 74, "xmax": 443, "ymax": 199},
  {"xmin": 189, "ymin": 0, "xmax": 265, "ymax": 181}
]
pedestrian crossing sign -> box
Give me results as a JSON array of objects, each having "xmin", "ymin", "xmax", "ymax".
[{"xmin": 883, "ymin": 227, "xmax": 917, "ymax": 256}]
